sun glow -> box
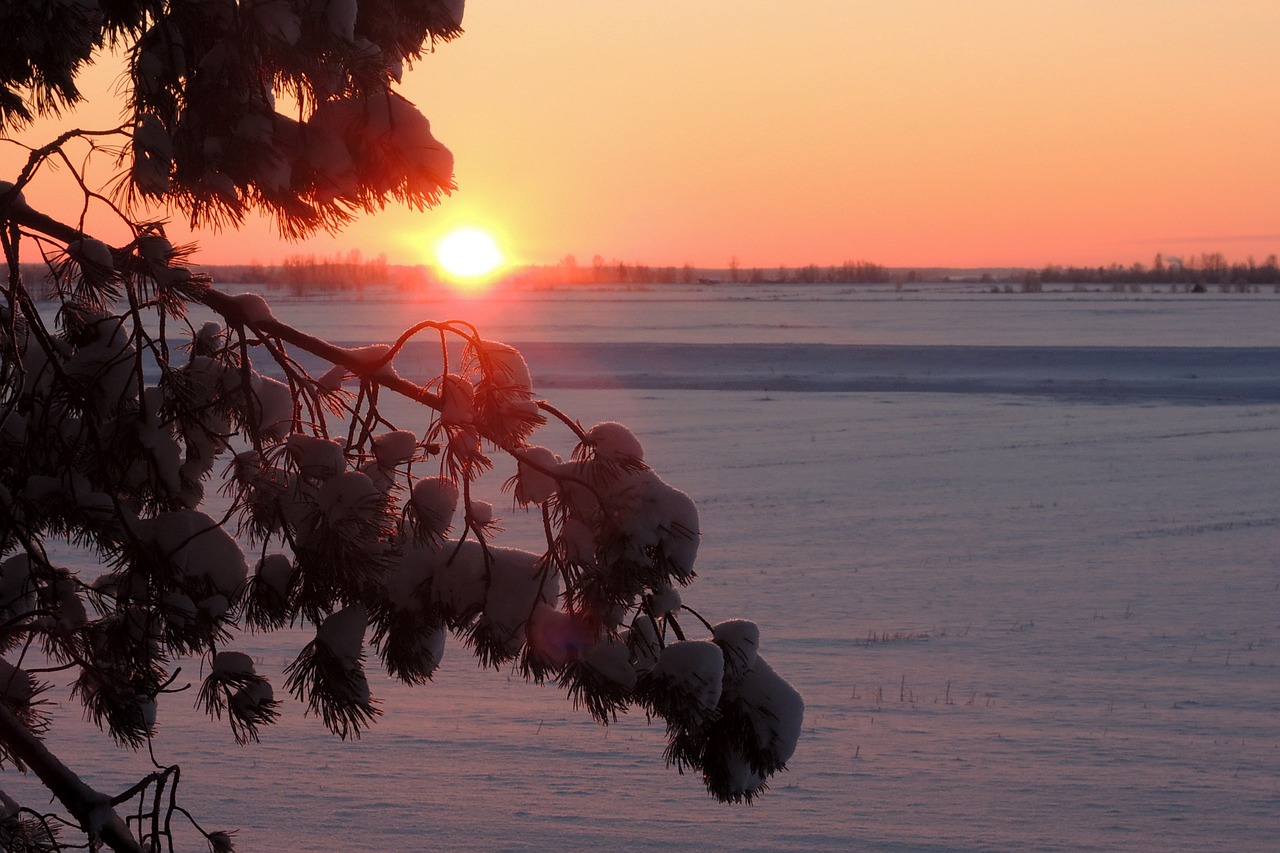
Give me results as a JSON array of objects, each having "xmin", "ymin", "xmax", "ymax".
[{"xmin": 436, "ymin": 227, "xmax": 503, "ymax": 282}]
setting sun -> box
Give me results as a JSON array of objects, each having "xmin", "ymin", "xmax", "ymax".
[{"xmin": 436, "ymin": 227, "xmax": 503, "ymax": 280}]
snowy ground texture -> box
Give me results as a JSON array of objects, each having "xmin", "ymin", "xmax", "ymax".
[{"xmin": 11, "ymin": 284, "xmax": 1280, "ymax": 851}]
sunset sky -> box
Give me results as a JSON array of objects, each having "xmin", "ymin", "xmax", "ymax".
[{"xmin": 7, "ymin": 1, "xmax": 1280, "ymax": 270}]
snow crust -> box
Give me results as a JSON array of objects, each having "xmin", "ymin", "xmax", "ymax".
[
  {"xmin": 727, "ymin": 655, "xmax": 802, "ymax": 767},
  {"xmin": 583, "ymin": 421, "xmax": 643, "ymax": 463},
  {"xmin": 439, "ymin": 373, "xmax": 474, "ymax": 425},
  {"xmin": 286, "ymin": 434, "xmax": 346, "ymax": 478},
  {"xmin": 211, "ymin": 651, "xmax": 256, "ymax": 677},
  {"xmin": 325, "ymin": 0, "xmax": 357, "ymax": 41},
  {"xmin": 339, "ymin": 344, "xmax": 398, "ymax": 381},
  {"xmin": 514, "ymin": 446, "xmax": 560, "ymax": 505},
  {"xmin": 712, "ymin": 619, "xmax": 759, "ymax": 681},
  {"xmin": 0, "ymin": 657, "xmax": 34, "ymax": 706},
  {"xmin": 63, "ymin": 312, "xmax": 133, "ymax": 415},
  {"xmin": 372, "ymin": 430, "xmax": 417, "ymax": 467},
  {"xmin": 316, "ymin": 606, "xmax": 367, "ymax": 666},
  {"xmin": 0, "ymin": 555, "xmax": 35, "ymax": 620},
  {"xmin": 255, "ymin": 554, "xmax": 292, "ymax": 600},
  {"xmin": 604, "ymin": 468, "xmax": 699, "ymax": 575},
  {"xmin": 250, "ymin": 0, "xmax": 302, "ymax": 44},
  {"xmin": 130, "ymin": 511, "xmax": 248, "ymax": 603},
  {"xmin": 251, "ymin": 375, "xmax": 294, "ymax": 439},
  {"xmin": 315, "ymin": 471, "xmax": 379, "ymax": 522},
  {"xmin": 648, "ymin": 640, "xmax": 724, "ymax": 718},
  {"xmin": 66, "ymin": 237, "xmax": 114, "ymax": 271},
  {"xmin": 229, "ymin": 293, "xmax": 275, "ymax": 324},
  {"xmin": 475, "ymin": 545, "xmax": 558, "ymax": 657},
  {"xmin": 582, "ymin": 635, "xmax": 636, "ymax": 690},
  {"xmin": 528, "ymin": 604, "xmax": 592, "ymax": 666},
  {"xmin": 408, "ymin": 477, "xmax": 458, "ymax": 539},
  {"xmin": 646, "ymin": 585, "xmax": 681, "ymax": 617},
  {"xmin": 317, "ymin": 363, "xmax": 347, "ymax": 391},
  {"xmin": 0, "ymin": 180, "xmax": 27, "ymax": 208},
  {"xmin": 476, "ymin": 339, "xmax": 532, "ymax": 391}
]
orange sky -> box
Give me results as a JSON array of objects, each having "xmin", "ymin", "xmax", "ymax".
[{"xmin": 5, "ymin": 1, "xmax": 1280, "ymax": 269}]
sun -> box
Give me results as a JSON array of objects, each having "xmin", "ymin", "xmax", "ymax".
[{"xmin": 435, "ymin": 227, "xmax": 503, "ymax": 281}]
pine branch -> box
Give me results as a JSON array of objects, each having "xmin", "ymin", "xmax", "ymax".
[{"xmin": 0, "ymin": 705, "xmax": 142, "ymax": 853}]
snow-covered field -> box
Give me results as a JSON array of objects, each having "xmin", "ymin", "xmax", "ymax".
[{"xmin": 11, "ymin": 284, "xmax": 1280, "ymax": 851}]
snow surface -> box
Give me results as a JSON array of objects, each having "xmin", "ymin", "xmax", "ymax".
[{"xmin": 10, "ymin": 285, "xmax": 1280, "ymax": 851}]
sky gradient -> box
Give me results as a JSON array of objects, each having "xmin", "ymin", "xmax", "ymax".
[{"xmin": 6, "ymin": 1, "xmax": 1280, "ymax": 269}]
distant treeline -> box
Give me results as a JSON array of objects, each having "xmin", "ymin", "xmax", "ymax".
[
  {"xmin": 512, "ymin": 255, "xmax": 890, "ymax": 286},
  {"xmin": 17, "ymin": 248, "xmax": 1280, "ymax": 296},
  {"xmin": 16, "ymin": 250, "xmax": 433, "ymax": 298},
  {"xmin": 213, "ymin": 251, "xmax": 434, "ymax": 293},
  {"xmin": 1036, "ymin": 252, "xmax": 1280, "ymax": 289}
]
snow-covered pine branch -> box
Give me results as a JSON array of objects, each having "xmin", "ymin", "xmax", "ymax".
[{"xmin": 0, "ymin": 3, "xmax": 802, "ymax": 849}]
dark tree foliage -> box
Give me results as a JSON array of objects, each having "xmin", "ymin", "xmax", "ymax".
[{"xmin": 2, "ymin": 0, "xmax": 462, "ymax": 237}]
